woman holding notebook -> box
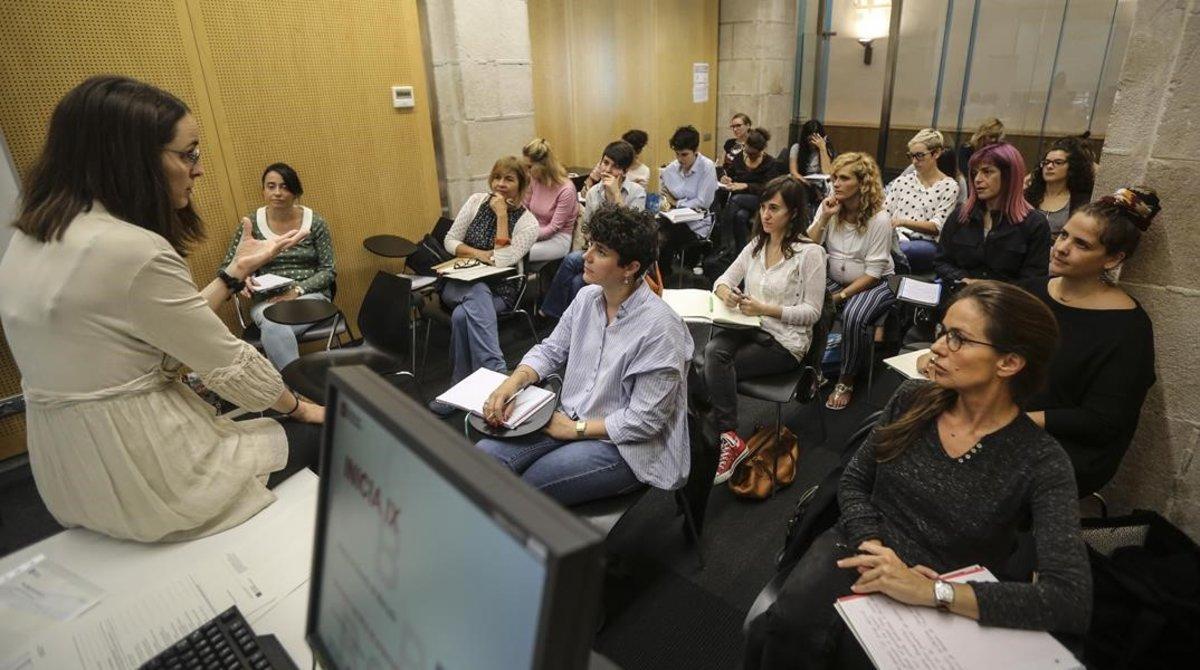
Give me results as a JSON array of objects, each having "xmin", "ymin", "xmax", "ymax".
[
  {"xmin": 475, "ymin": 205, "xmax": 693, "ymax": 505},
  {"xmin": 220, "ymin": 162, "xmax": 337, "ymax": 369},
  {"xmin": 707, "ymin": 176, "xmax": 827, "ymax": 485}
]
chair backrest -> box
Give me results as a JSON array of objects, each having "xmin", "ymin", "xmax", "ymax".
[{"xmin": 356, "ymin": 271, "xmax": 412, "ymax": 356}]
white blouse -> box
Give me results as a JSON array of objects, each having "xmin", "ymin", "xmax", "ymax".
[
  {"xmin": 814, "ymin": 204, "xmax": 895, "ymax": 286},
  {"xmin": 714, "ymin": 241, "xmax": 827, "ymax": 361},
  {"xmin": 884, "ymin": 171, "xmax": 959, "ymax": 241}
]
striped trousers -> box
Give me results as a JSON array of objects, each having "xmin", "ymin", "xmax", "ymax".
[{"xmin": 827, "ymin": 277, "xmax": 896, "ymax": 378}]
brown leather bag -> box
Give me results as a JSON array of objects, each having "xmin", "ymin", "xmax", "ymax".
[{"xmin": 728, "ymin": 425, "xmax": 800, "ymax": 499}]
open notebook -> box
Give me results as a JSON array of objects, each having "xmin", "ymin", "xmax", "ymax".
[
  {"xmin": 835, "ymin": 565, "xmax": 1082, "ymax": 670},
  {"xmin": 434, "ymin": 368, "xmax": 556, "ymax": 429},
  {"xmin": 662, "ymin": 289, "xmax": 761, "ymax": 328},
  {"xmin": 432, "ymin": 258, "xmax": 515, "ymax": 282}
]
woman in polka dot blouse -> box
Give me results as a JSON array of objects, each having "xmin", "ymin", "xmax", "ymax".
[
  {"xmin": 885, "ymin": 129, "xmax": 959, "ymax": 273},
  {"xmin": 221, "ymin": 162, "xmax": 336, "ymax": 369}
]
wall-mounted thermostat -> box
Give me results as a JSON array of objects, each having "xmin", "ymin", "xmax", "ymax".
[{"xmin": 391, "ymin": 86, "xmax": 415, "ymax": 109}]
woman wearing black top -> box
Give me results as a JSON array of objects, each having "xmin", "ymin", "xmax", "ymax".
[
  {"xmin": 1019, "ymin": 187, "xmax": 1160, "ymax": 497},
  {"xmin": 719, "ymin": 128, "xmax": 782, "ymax": 251},
  {"xmin": 1024, "ymin": 136, "xmax": 1095, "ymax": 235},
  {"xmin": 745, "ymin": 281, "xmax": 1091, "ymax": 668},
  {"xmin": 934, "ymin": 141, "xmax": 1050, "ymax": 285}
]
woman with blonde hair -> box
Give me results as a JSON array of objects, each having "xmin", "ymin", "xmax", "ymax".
[
  {"xmin": 885, "ymin": 128, "xmax": 959, "ymax": 272},
  {"xmin": 807, "ymin": 152, "xmax": 895, "ymax": 410},
  {"xmin": 522, "ymin": 138, "xmax": 578, "ymax": 262}
]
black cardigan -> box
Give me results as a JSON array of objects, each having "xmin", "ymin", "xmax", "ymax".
[
  {"xmin": 934, "ymin": 205, "xmax": 1050, "ymax": 283},
  {"xmin": 1019, "ymin": 277, "xmax": 1157, "ymax": 496}
]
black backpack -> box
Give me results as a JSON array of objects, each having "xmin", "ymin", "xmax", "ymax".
[{"xmin": 407, "ymin": 216, "xmax": 455, "ymax": 276}]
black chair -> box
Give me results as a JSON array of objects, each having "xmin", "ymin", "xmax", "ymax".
[
  {"xmin": 234, "ymin": 280, "xmax": 349, "ymax": 352},
  {"xmin": 281, "ymin": 272, "xmax": 420, "ymax": 404},
  {"xmin": 572, "ymin": 410, "xmax": 718, "ymax": 569},
  {"xmin": 735, "ymin": 292, "xmax": 835, "ymax": 468}
]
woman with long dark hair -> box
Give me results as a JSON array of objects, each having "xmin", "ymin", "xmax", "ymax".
[
  {"xmin": 745, "ymin": 281, "xmax": 1091, "ymax": 668},
  {"xmin": 720, "ymin": 128, "xmax": 783, "ymax": 252},
  {"xmin": 1024, "ymin": 136, "xmax": 1095, "ymax": 234},
  {"xmin": 788, "ymin": 119, "xmax": 836, "ymax": 179},
  {"xmin": 1019, "ymin": 187, "xmax": 1159, "ymax": 496},
  {"xmin": 707, "ymin": 176, "xmax": 827, "ymax": 484},
  {"xmin": 0, "ymin": 76, "xmax": 323, "ymax": 542}
]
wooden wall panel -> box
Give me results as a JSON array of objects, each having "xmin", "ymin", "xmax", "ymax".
[
  {"xmin": 529, "ymin": 0, "xmax": 719, "ymax": 189},
  {"xmin": 0, "ymin": 0, "xmax": 440, "ymax": 460}
]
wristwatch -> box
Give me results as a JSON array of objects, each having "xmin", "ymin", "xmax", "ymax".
[
  {"xmin": 933, "ymin": 579, "xmax": 955, "ymax": 611},
  {"xmin": 838, "ymin": 290, "xmax": 848, "ymax": 302},
  {"xmin": 574, "ymin": 419, "xmax": 587, "ymax": 438}
]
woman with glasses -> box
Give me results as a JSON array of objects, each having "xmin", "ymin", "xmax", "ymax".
[
  {"xmin": 746, "ymin": 281, "xmax": 1091, "ymax": 668},
  {"xmin": 721, "ymin": 113, "xmax": 753, "ymax": 168},
  {"xmin": 934, "ymin": 142, "xmax": 1050, "ymax": 286},
  {"xmin": 0, "ymin": 76, "xmax": 324, "ymax": 542},
  {"xmin": 808, "ymin": 152, "xmax": 894, "ymax": 411},
  {"xmin": 430, "ymin": 156, "xmax": 539, "ymax": 413},
  {"xmin": 885, "ymin": 129, "xmax": 960, "ymax": 273},
  {"xmin": 719, "ymin": 128, "xmax": 783, "ymax": 252},
  {"xmin": 1024, "ymin": 136, "xmax": 1096, "ymax": 235},
  {"xmin": 220, "ymin": 163, "xmax": 336, "ymax": 369},
  {"xmin": 1018, "ymin": 187, "xmax": 1159, "ymax": 496}
]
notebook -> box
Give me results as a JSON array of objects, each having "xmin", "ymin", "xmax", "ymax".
[
  {"xmin": 434, "ymin": 368, "xmax": 556, "ymax": 429},
  {"xmin": 835, "ymin": 565, "xmax": 1083, "ymax": 670},
  {"xmin": 662, "ymin": 289, "xmax": 761, "ymax": 328},
  {"xmin": 432, "ymin": 258, "xmax": 515, "ymax": 282},
  {"xmin": 660, "ymin": 208, "xmax": 704, "ymax": 224},
  {"xmin": 895, "ymin": 276, "xmax": 941, "ymax": 307},
  {"xmin": 250, "ymin": 273, "xmax": 295, "ymax": 293}
]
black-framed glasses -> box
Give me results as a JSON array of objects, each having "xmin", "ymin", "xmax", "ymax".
[
  {"xmin": 905, "ymin": 151, "xmax": 929, "ymax": 160},
  {"xmin": 166, "ymin": 146, "xmax": 201, "ymax": 165},
  {"xmin": 453, "ymin": 258, "xmax": 482, "ymax": 270},
  {"xmin": 934, "ymin": 323, "xmax": 1000, "ymax": 352},
  {"xmin": 1040, "ymin": 158, "xmax": 1068, "ymax": 167}
]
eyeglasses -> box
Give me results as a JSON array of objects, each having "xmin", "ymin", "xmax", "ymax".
[
  {"xmin": 905, "ymin": 151, "xmax": 929, "ymax": 160},
  {"xmin": 453, "ymin": 258, "xmax": 482, "ymax": 270},
  {"xmin": 729, "ymin": 123, "xmax": 746, "ymax": 130},
  {"xmin": 166, "ymin": 146, "xmax": 201, "ymax": 165},
  {"xmin": 1040, "ymin": 158, "xmax": 1068, "ymax": 168},
  {"xmin": 934, "ymin": 323, "xmax": 1000, "ymax": 352}
]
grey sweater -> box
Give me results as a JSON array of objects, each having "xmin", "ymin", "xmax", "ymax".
[{"xmin": 838, "ymin": 380, "xmax": 1092, "ymax": 633}]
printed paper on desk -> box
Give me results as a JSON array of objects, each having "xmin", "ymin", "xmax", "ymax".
[
  {"xmin": 0, "ymin": 555, "xmax": 103, "ymax": 652},
  {"xmin": 835, "ymin": 565, "xmax": 1083, "ymax": 670},
  {"xmin": 435, "ymin": 368, "xmax": 556, "ymax": 429}
]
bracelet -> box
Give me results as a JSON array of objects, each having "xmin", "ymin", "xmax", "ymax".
[
  {"xmin": 285, "ymin": 392, "xmax": 301, "ymax": 416},
  {"xmin": 217, "ymin": 268, "xmax": 246, "ymax": 293}
]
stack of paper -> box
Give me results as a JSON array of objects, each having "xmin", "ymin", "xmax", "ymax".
[
  {"xmin": 835, "ymin": 565, "xmax": 1083, "ymax": 670},
  {"xmin": 398, "ymin": 273, "xmax": 437, "ymax": 291},
  {"xmin": 662, "ymin": 288, "xmax": 761, "ymax": 328},
  {"xmin": 660, "ymin": 208, "xmax": 704, "ymax": 224},
  {"xmin": 432, "ymin": 258, "xmax": 514, "ymax": 282},
  {"xmin": 435, "ymin": 368, "xmax": 556, "ymax": 429},
  {"xmin": 250, "ymin": 273, "xmax": 295, "ymax": 293}
]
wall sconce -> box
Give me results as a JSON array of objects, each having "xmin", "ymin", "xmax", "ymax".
[{"xmin": 858, "ymin": 38, "xmax": 875, "ymax": 65}]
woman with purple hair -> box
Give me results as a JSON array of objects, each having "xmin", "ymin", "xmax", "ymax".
[{"xmin": 933, "ymin": 142, "xmax": 1050, "ymax": 285}]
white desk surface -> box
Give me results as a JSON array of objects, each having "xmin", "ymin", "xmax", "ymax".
[
  {"xmin": 0, "ymin": 471, "xmax": 320, "ymax": 669},
  {"xmin": 883, "ymin": 348, "xmax": 930, "ymax": 381}
]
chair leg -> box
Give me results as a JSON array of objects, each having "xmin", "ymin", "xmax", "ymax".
[
  {"xmin": 677, "ymin": 492, "xmax": 706, "ymax": 571},
  {"xmin": 770, "ymin": 402, "xmax": 783, "ymax": 498},
  {"xmin": 866, "ymin": 336, "xmax": 876, "ymax": 396},
  {"xmin": 421, "ymin": 318, "xmax": 433, "ymax": 372},
  {"xmin": 463, "ymin": 413, "xmax": 471, "ymax": 439},
  {"xmin": 524, "ymin": 311, "xmax": 538, "ymax": 345}
]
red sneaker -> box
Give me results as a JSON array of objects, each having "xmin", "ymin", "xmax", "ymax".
[{"xmin": 713, "ymin": 431, "xmax": 750, "ymax": 485}]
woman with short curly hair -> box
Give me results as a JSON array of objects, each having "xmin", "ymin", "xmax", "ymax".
[
  {"xmin": 476, "ymin": 204, "xmax": 695, "ymax": 505},
  {"xmin": 807, "ymin": 152, "xmax": 895, "ymax": 410}
]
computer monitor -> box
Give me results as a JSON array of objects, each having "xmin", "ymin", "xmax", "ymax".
[{"xmin": 306, "ymin": 366, "xmax": 606, "ymax": 670}]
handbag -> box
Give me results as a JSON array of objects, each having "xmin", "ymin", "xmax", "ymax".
[
  {"xmin": 407, "ymin": 217, "xmax": 455, "ymax": 276},
  {"xmin": 728, "ymin": 425, "xmax": 799, "ymax": 500}
]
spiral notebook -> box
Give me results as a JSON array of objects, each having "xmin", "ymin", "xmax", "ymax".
[{"xmin": 434, "ymin": 369, "xmax": 556, "ymax": 429}]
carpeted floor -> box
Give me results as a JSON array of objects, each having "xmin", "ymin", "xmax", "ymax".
[{"xmin": 0, "ymin": 296, "xmax": 906, "ymax": 670}]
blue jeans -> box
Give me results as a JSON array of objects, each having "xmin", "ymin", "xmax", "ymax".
[
  {"xmin": 250, "ymin": 293, "xmax": 332, "ymax": 369},
  {"xmin": 539, "ymin": 251, "xmax": 586, "ymax": 319},
  {"xmin": 899, "ymin": 238, "xmax": 937, "ymax": 273},
  {"xmin": 439, "ymin": 280, "xmax": 510, "ymax": 383},
  {"xmin": 476, "ymin": 433, "xmax": 642, "ymax": 505}
]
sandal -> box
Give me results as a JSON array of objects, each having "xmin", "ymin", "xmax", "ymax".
[{"xmin": 825, "ymin": 383, "xmax": 854, "ymax": 411}]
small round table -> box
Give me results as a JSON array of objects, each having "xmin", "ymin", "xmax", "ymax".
[
  {"xmin": 465, "ymin": 389, "xmax": 558, "ymax": 439},
  {"xmin": 263, "ymin": 299, "xmax": 340, "ymax": 326},
  {"xmin": 363, "ymin": 235, "xmax": 418, "ymax": 259}
]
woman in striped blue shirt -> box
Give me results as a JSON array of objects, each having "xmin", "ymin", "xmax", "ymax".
[{"xmin": 478, "ymin": 204, "xmax": 694, "ymax": 505}]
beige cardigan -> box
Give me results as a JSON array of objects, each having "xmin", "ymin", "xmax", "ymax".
[{"xmin": 0, "ymin": 205, "xmax": 288, "ymax": 542}]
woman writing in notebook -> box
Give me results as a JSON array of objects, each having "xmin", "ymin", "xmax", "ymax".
[
  {"xmin": 475, "ymin": 205, "xmax": 693, "ymax": 505},
  {"xmin": 706, "ymin": 176, "xmax": 827, "ymax": 485},
  {"xmin": 745, "ymin": 281, "xmax": 1091, "ymax": 668},
  {"xmin": 221, "ymin": 163, "xmax": 337, "ymax": 370}
]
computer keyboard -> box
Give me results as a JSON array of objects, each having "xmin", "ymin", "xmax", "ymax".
[{"xmin": 139, "ymin": 606, "xmax": 298, "ymax": 670}]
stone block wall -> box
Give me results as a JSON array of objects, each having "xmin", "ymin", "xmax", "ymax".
[
  {"xmin": 1094, "ymin": 0, "xmax": 1200, "ymax": 539},
  {"xmin": 423, "ymin": 0, "xmax": 536, "ymax": 213},
  {"xmin": 718, "ymin": 0, "xmax": 797, "ymax": 156}
]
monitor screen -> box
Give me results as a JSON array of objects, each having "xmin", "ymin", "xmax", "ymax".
[{"xmin": 307, "ymin": 368, "xmax": 603, "ymax": 670}]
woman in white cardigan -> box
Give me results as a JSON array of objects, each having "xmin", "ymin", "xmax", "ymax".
[
  {"xmin": 706, "ymin": 176, "xmax": 827, "ymax": 485},
  {"xmin": 433, "ymin": 156, "xmax": 539, "ymax": 413},
  {"xmin": 0, "ymin": 76, "xmax": 322, "ymax": 542}
]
